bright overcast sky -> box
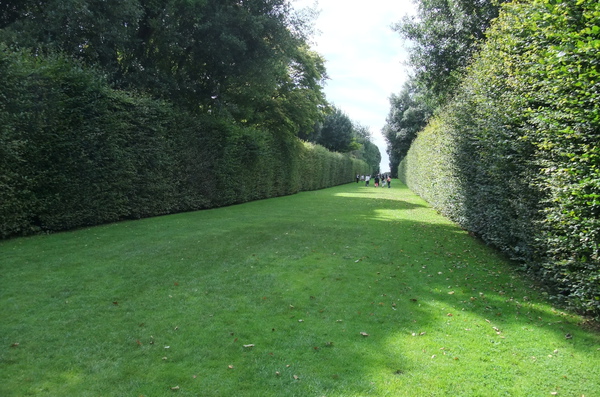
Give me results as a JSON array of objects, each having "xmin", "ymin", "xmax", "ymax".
[{"xmin": 292, "ymin": 0, "xmax": 417, "ymax": 172}]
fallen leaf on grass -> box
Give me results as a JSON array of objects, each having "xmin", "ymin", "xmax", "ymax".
[
  {"xmin": 293, "ymin": 375, "xmax": 300, "ymax": 380},
  {"xmin": 228, "ymin": 365, "xmax": 234, "ymax": 369},
  {"xmin": 243, "ymin": 344, "xmax": 255, "ymax": 348},
  {"xmin": 360, "ymin": 332, "xmax": 369, "ymax": 337},
  {"xmin": 171, "ymin": 386, "xmax": 180, "ymax": 391},
  {"xmin": 10, "ymin": 343, "xmax": 19, "ymax": 348}
]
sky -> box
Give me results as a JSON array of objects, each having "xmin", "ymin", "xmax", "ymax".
[{"xmin": 292, "ymin": 0, "xmax": 417, "ymax": 172}]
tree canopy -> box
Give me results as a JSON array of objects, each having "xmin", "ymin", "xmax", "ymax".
[
  {"xmin": 382, "ymin": 78, "xmax": 433, "ymax": 176},
  {"xmin": 384, "ymin": 0, "xmax": 504, "ymax": 171},
  {"xmin": 299, "ymin": 106, "xmax": 381, "ymax": 172},
  {"xmin": 0, "ymin": 0, "xmax": 328, "ymax": 136},
  {"xmin": 393, "ymin": 0, "xmax": 504, "ymax": 107}
]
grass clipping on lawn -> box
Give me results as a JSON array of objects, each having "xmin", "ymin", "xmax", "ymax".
[{"xmin": 1, "ymin": 182, "xmax": 599, "ymax": 396}]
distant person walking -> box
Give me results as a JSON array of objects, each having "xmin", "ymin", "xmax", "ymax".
[
  {"xmin": 374, "ymin": 175, "xmax": 380, "ymax": 187},
  {"xmin": 356, "ymin": 174, "xmax": 360, "ymax": 183},
  {"xmin": 365, "ymin": 175, "xmax": 370, "ymax": 186},
  {"xmin": 387, "ymin": 176, "xmax": 391, "ymax": 188}
]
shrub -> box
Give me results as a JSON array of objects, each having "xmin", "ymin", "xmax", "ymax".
[
  {"xmin": 0, "ymin": 47, "xmax": 370, "ymax": 239},
  {"xmin": 399, "ymin": 0, "xmax": 600, "ymax": 317}
]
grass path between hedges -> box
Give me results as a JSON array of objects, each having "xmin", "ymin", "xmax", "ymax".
[{"xmin": 1, "ymin": 181, "xmax": 599, "ymax": 396}]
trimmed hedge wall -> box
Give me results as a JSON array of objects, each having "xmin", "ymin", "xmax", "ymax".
[
  {"xmin": 0, "ymin": 48, "xmax": 370, "ymax": 238},
  {"xmin": 399, "ymin": 0, "xmax": 600, "ymax": 317}
]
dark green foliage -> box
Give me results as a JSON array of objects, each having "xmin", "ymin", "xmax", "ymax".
[
  {"xmin": 399, "ymin": 0, "xmax": 600, "ymax": 317},
  {"xmin": 393, "ymin": 0, "xmax": 504, "ymax": 107},
  {"xmin": 0, "ymin": 0, "xmax": 358, "ymax": 238},
  {"xmin": 383, "ymin": 78, "xmax": 433, "ymax": 176},
  {"xmin": 387, "ymin": 0, "xmax": 500, "ymax": 174},
  {"xmin": 300, "ymin": 106, "xmax": 381, "ymax": 172},
  {"xmin": 315, "ymin": 107, "xmax": 355, "ymax": 152},
  {"xmin": 0, "ymin": 48, "xmax": 369, "ymax": 238},
  {"xmin": 0, "ymin": 0, "xmax": 327, "ymax": 135},
  {"xmin": 358, "ymin": 140, "xmax": 382, "ymax": 175},
  {"xmin": 512, "ymin": 0, "xmax": 600, "ymax": 315}
]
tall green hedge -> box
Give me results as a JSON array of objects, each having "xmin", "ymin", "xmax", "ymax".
[
  {"xmin": 399, "ymin": 0, "xmax": 600, "ymax": 317},
  {"xmin": 0, "ymin": 48, "xmax": 370, "ymax": 239}
]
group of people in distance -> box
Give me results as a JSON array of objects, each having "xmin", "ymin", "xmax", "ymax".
[{"xmin": 356, "ymin": 173, "xmax": 391, "ymax": 188}]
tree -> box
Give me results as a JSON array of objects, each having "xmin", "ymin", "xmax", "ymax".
[
  {"xmin": 253, "ymin": 44, "xmax": 328, "ymax": 136},
  {"xmin": 352, "ymin": 123, "xmax": 381, "ymax": 173},
  {"xmin": 383, "ymin": 78, "xmax": 433, "ymax": 175},
  {"xmin": 393, "ymin": 0, "xmax": 503, "ymax": 107},
  {"xmin": 315, "ymin": 107, "xmax": 354, "ymax": 152},
  {"xmin": 0, "ymin": 0, "xmax": 327, "ymax": 135}
]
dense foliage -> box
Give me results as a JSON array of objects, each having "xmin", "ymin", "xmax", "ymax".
[
  {"xmin": 384, "ymin": 0, "xmax": 503, "ymax": 174},
  {"xmin": 0, "ymin": 48, "xmax": 369, "ymax": 238},
  {"xmin": 0, "ymin": 0, "xmax": 328, "ymax": 135},
  {"xmin": 351, "ymin": 123, "xmax": 382, "ymax": 174},
  {"xmin": 393, "ymin": 0, "xmax": 504, "ymax": 108},
  {"xmin": 382, "ymin": 79, "xmax": 433, "ymax": 176},
  {"xmin": 399, "ymin": 0, "xmax": 600, "ymax": 317},
  {"xmin": 300, "ymin": 106, "xmax": 382, "ymax": 173},
  {"xmin": 0, "ymin": 1, "xmax": 378, "ymax": 238}
]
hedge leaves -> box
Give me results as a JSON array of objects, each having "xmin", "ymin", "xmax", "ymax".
[{"xmin": 399, "ymin": 0, "xmax": 600, "ymax": 317}]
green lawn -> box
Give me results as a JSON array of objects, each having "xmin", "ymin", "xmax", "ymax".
[{"xmin": 1, "ymin": 182, "xmax": 598, "ymax": 396}]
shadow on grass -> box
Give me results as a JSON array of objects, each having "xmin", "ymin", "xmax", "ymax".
[
  {"xmin": 272, "ymin": 183, "xmax": 600, "ymax": 395},
  {"xmin": 236, "ymin": 183, "xmax": 600, "ymax": 395}
]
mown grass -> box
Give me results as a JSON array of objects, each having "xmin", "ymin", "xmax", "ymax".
[{"xmin": 1, "ymin": 182, "xmax": 599, "ymax": 396}]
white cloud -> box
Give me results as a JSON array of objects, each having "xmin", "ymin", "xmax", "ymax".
[{"xmin": 293, "ymin": 0, "xmax": 416, "ymax": 171}]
